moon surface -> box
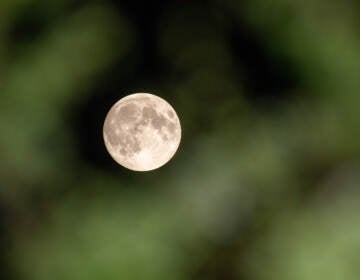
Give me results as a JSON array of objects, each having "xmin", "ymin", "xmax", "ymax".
[{"xmin": 103, "ymin": 93, "xmax": 181, "ymax": 171}]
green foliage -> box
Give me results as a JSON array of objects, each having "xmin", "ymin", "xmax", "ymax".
[
  {"xmin": 0, "ymin": 0, "xmax": 359, "ymax": 279},
  {"xmin": 246, "ymin": 193, "xmax": 360, "ymax": 280}
]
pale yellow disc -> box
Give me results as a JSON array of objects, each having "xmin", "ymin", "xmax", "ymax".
[{"xmin": 103, "ymin": 93, "xmax": 181, "ymax": 171}]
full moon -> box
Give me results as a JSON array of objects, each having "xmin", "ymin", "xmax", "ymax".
[{"xmin": 103, "ymin": 93, "xmax": 181, "ymax": 171}]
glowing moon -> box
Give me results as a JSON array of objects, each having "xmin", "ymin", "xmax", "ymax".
[{"xmin": 103, "ymin": 93, "xmax": 181, "ymax": 171}]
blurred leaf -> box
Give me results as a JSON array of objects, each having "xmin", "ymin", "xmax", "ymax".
[{"xmin": 0, "ymin": 3, "xmax": 132, "ymax": 194}]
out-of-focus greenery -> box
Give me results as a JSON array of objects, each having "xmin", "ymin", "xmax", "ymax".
[
  {"xmin": 246, "ymin": 173, "xmax": 360, "ymax": 280},
  {"xmin": 0, "ymin": 0, "xmax": 359, "ymax": 279}
]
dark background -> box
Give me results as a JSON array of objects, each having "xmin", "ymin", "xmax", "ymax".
[{"xmin": 1, "ymin": 0, "xmax": 360, "ymax": 279}]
